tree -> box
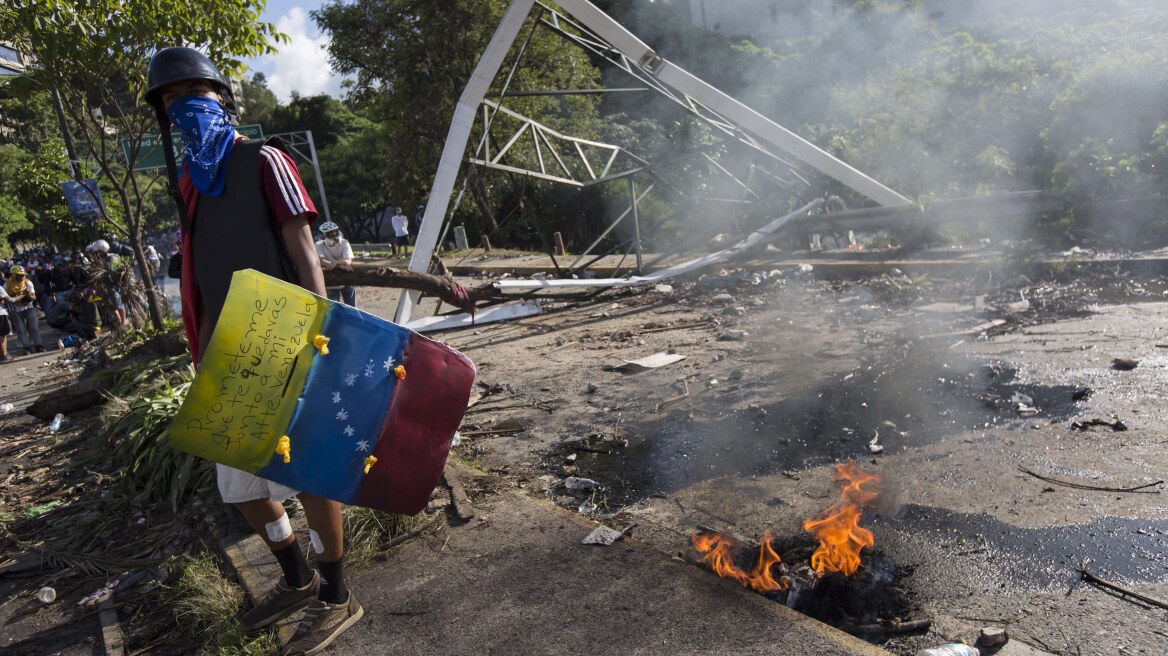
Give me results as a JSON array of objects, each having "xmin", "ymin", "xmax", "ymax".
[
  {"xmin": 314, "ymin": 0, "xmax": 603, "ymax": 244},
  {"xmin": 0, "ymin": 0, "xmax": 283, "ymax": 330}
]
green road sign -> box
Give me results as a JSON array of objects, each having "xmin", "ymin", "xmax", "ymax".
[{"xmin": 122, "ymin": 124, "xmax": 263, "ymax": 171}]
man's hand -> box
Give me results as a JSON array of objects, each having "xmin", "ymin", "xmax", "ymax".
[
  {"xmin": 320, "ymin": 258, "xmax": 335, "ymax": 271},
  {"xmin": 338, "ymin": 262, "xmax": 353, "ymax": 272}
]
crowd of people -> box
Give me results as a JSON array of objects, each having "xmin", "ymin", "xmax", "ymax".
[{"xmin": 0, "ymin": 235, "xmax": 173, "ymax": 362}]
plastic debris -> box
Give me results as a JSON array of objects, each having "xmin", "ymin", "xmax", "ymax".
[
  {"xmin": 48, "ymin": 413, "xmax": 65, "ymax": 433},
  {"xmin": 916, "ymin": 645, "xmax": 978, "ymax": 656},
  {"xmin": 653, "ymin": 284, "xmax": 674, "ymax": 293},
  {"xmin": 0, "ymin": 403, "xmax": 13, "ymax": 414},
  {"xmin": 564, "ymin": 476, "xmax": 600, "ymax": 491},
  {"xmin": 35, "ymin": 587, "xmax": 56, "ymax": 604},
  {"xmin": 868, "ymin": 434, "xmax": 884, "ymax": 454},
  {"xmin": 25, "ymin": 500, "xmax": 62, "ymax": 518},
  {"xmin": 582, "ymin": 524, "xmax": 635, "ymax": 545},
  {"xmin": 719, "ymin": 330, "xmax": 748, "ymax": 341}
]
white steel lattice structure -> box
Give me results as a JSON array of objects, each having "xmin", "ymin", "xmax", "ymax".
[{"xmin": 396, "ymin": 0, "xmax": 908, "ymax": 326}]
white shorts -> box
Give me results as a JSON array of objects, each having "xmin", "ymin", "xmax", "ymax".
[{"xmin": 216, "ymin": 464, "xmax": 299, "ymax": 504}]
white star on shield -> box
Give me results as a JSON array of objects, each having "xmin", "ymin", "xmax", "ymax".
[
  {"xmin": 383, "ymin": 355, "xmax": 395, "ymax": 372},
  {"xmin": 332, "ymin": 391, "xmax": 342, "ymax": 404},
  {"xmin": 355, "ymin": 439, "xmax": 369, "ymax": 452},
  {"xmin": 336, "ymin": 409, "xmax": 349, "ymax": 421},
  {"xmin": 344, "ymin": 373, "xmax": 357, "ymax": 387}
]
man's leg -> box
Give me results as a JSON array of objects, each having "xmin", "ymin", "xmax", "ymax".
[
  {"xmin": 24, "ymin": 308, "xmax": 43, "ymax": 351},
  {"xmin": 282, "ymin": 493, "xmax": 363, "ymax": 656},
  {"xmin": 341, "ymin": 286, "xmax": 355, "ymax": 307},
  {"xmin": 297, "ymin": 493, "xmax": 344, "ymax": 596},
  {"xmin": 9, "ymin": 309, "xmax": 28, "ymax": 353},
  {"xmin": 233, "ymin": 496, "xmax": 320, "ymax": 630}
]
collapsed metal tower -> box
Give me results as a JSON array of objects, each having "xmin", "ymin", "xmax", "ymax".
[{"xmin": 396, "ymin": 0, "xmax": 910, "ymax": 327}]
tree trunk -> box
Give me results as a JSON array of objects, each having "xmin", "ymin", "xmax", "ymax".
[
  {"xmin": 322, "ymin": 259, "xmax": 498, "ymax": 309},
  {"xmin": 129, "ymin": 232, "xmax": 166, "ymax": 331}
]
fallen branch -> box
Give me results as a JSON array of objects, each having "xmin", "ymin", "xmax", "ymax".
[
  {"xmin": 841, "ymin": 618, "xmax": 932, "ymax": 635},
  {"xmin": 1078, "ymin": 562, "xmax": 1168, "ymax": 610},
  {"xmin": 322, "ymin": 256, "xmax": 499, "ymax": 314},
  {"xmin": 1017, "ymin": 466, "xmax": 1161, "ymax": 494},
  {"xmin": 459, "ymin": 427, "xmax": 525, "ymax": 437}
]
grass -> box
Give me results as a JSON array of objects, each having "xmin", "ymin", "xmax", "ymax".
[
  {"xmin": 168, "ymin": 554, "xmax": 278, "ymax": 656},
  {"xmin": 343, "ymin": 506, "xmax": 435, "ymax": 568}
]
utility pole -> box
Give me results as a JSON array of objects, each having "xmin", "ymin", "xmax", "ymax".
[{"xmin": 48, "ymin": 81, "xmax": 82, "ymax": 180}]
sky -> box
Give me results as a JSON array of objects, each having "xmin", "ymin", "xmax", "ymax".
[{"xmin": 247, "ymin": 0, "xmax": 346, "ymax": 102}]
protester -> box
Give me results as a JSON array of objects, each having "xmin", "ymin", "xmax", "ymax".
[
  {"xmin": 0, "ymin": 283, "xmax": 11, "ymax": 362},
  {"xmin": 390, "ymin": 206, "xmax": 409, "ymax": 257},
  {"xmin": 86, "ymin": 240, "xmax": 126, "ymax": 327},
  {"xmin": 314, "ymin": 221, "xmax": 356, "ymax": 307},
  {"xmin": 146, "ymin": 46, "xmax": 361, "ymax": 654},
  {"xmin": 412, "ymin": 203, "xmax": 424, "ymax": 234},
  {"xmin": 4, "ymin": 264, "xmax": 44, "ymax": 354},
  {"xmin": 144, "ymin": 243, "xmax": 161, "ymax": 281}
]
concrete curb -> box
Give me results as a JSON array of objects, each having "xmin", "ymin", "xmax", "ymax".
[{"xmin": 221, "ymin": 465, "xmax": 891, "ymax": 655}]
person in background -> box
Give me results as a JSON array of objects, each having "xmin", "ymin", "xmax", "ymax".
[
  {"xmin": 390, "ymin": 206, "xmax": 410, "ymax": 257},
  {"xmin": 314, "ymin": 221, "xmax": 356, "ymax": 307},
  {"xmin": 412, "ymin": 203, "xmax": 424, "ymax": 235},
  {"xmin": 145, "ymin": 46, "xmax": 361, "ymax": 655},
  {"xmin": 34, "ymin": 260, "xmax": 53, "ymax": 314},
  {"xmin": 5, "ymin": 265, "xmax": 44, "ymax": 354},
  {"xmin": 0, "ymin": 283, "xmax": 12, "ymax": 362},
  {"xmin": 68, "ymin": 252, "xmax": 88, "ymax": 291},
  {"xmin": 144, "ymin": 242, "xmax": 161, "ymax": 283},
  {"xmin": 50, "ymin": 257, "xmax": 72, "ymax": 310},
  {"xmin": 86, "ymin": 240, "xmax": 126, "ymax": 327}
]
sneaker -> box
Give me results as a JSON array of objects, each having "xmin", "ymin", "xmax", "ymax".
[
  {"xmin": 0, "ymin": 355, "xmax": 9, "ymax": 363},
  {"xmin": 240, "ymin": 570, "xmax": 320, "ymax": 632},
  {"xmin": 280, "ymin": 591, "xmax": 364, "ymax": 656}
]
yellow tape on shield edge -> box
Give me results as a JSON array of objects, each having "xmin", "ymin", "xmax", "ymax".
[{"xmin": 169, "ymin": 270, "xmax": 327, "ymax": 473}]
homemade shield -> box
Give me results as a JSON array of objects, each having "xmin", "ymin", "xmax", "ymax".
[{"xmin": 168, "ymin": 269, "xmax": 476, "ymax": 515}]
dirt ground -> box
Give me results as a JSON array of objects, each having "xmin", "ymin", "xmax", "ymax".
[
  {"xmin": 3, "ymin": 247, "xmax": 1168, "ymax": 655},
  {"xmin": 361, "ymin": 250, "xmax": 1168, "ymax": 655}
]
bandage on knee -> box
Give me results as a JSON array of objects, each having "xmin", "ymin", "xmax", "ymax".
[
  {"xmin": 265, "ymin": 513, "xmax": 293, "ymax": 543},
  {"xmin": 309, "ymin": 529, "xmax": 325, "ymax": 555}
]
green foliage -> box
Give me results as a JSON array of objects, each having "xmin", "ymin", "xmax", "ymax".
[
  {"xmin": 0, "ymin": 0, "xmax": 285, "ymax": 330},
  {"xmin": 314, "ymin": 0, "xmax": 603, "ymax": 241},
  {"xmin": 103, "ymin": 361, "xmax": 213, "ymax": 511},
  {"xmin": 343, "ymin": 507, "xmax": 430, "ymax": 568},
  {"xmin": 168, "ymin": 553, "xmax": 278, "ymax": 656}
]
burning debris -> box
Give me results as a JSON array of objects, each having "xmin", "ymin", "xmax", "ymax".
[
  {"xmin": 802, "ymin": 461, "xmax": 880, "ymax": 578},
  {"xmin": 690, "ymin": 530, "xmax": 787, "ymax": 593},
  {"xmin": 689, "ymin": 462, "xmax": 920, "ymax": 637}
]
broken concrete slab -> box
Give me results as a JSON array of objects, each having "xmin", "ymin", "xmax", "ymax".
[{"xmin": 325, "ymin": 489, "xmax": 890, "ymax": 655}]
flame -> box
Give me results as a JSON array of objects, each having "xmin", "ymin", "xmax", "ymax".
[
  {"xmin": 691, "ymin": 530, "xmax": 787, "ymax": 592},
  {"xmin": 802, "ymin": 461, "xmax": 880, "ymax": 577}
]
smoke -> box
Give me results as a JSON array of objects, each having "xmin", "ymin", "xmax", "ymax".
[{"xmin": 590, "ymin": 0, "xmax": 1168, "ymax": 247}]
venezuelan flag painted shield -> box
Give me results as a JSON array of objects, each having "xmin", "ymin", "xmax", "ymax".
[{"xmin": 168, "ymin": 269, "xmax": 476, "ymax": 515}]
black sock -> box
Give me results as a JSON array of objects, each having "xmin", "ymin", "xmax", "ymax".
[
  {"xmin": 272, "ymin": 540, "xmax": 312, "ymax": 588},
  {"xmin": 317, "ymin": 557, "xmax": 347, "ymax": 604}
]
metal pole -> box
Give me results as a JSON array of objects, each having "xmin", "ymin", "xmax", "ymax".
[
  {"xmin": 630, "ymin": 177, "xmax": 642, "ymax": 273},
  {"xmin": 394, "ymin": 0, "xmax": 537, "ymax": 324},
  {"xmin": 49, "ymin": 82, "xmax": 83, "ymax": 180},
  {"xmin": 304, "ymin": 130, "xmax": 332, "ymax": 222}
]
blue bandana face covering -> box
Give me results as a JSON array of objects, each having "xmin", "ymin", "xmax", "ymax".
[{"xmin": 166, "ymin": 96, "xmax": 236, "ymax": 196}]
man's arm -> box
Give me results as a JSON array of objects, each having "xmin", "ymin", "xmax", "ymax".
[
  {"xmin": 337, "ymin": 241, "xmax": 354, "ymax": 272},
  {"xmin": 281, "ymin": 217, "xmax": 327, "ymax": 297}
]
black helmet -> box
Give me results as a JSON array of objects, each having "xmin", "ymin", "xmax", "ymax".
[{"xmin": 145, "ymin": 47, "xmax": 236, "ymax": 120}]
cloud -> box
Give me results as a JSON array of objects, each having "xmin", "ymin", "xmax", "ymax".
[{"xmin": 258, "ymin": 7, "xmax": 343, "ymax": 101}]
